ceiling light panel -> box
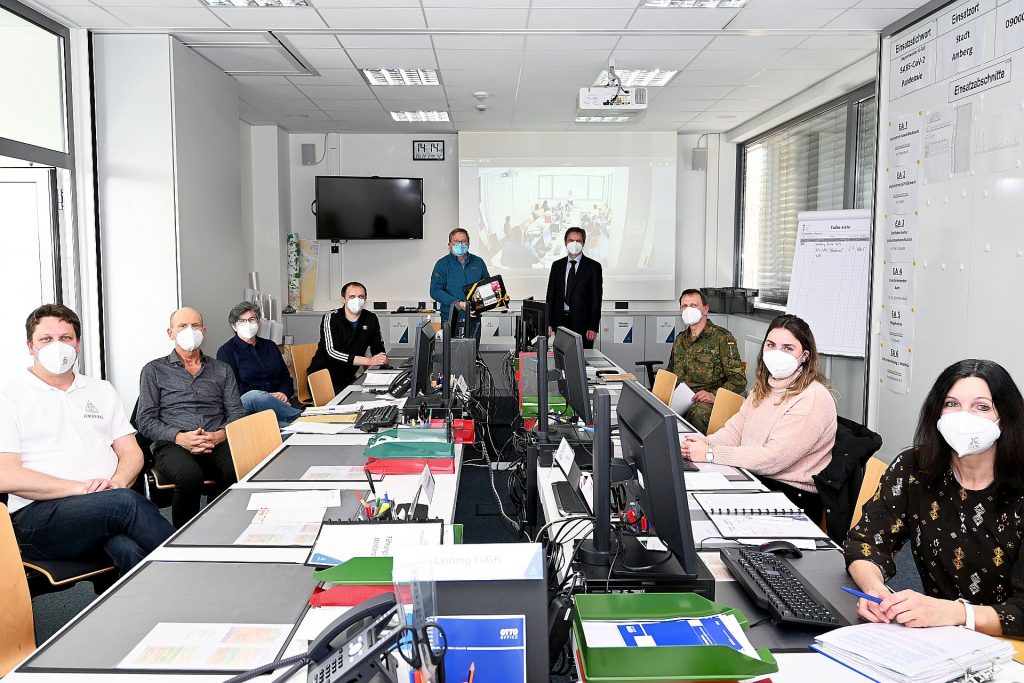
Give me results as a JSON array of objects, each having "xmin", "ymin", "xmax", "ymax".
[
  {"xmin": 363, "ymin": 68, "xmax": 439, "ymax": 86},
  {"xmin": 575, "ymin": 116, "xmax": 631, "ymax": 123},
  {"xmin": 643, "ymin": 0, "xmax": 746, "ymax": 7},
  {"xmin": 594, "ymin": 69, "xmax": 678, "ymax": 87},
  {"xmin": 390, "ymin": 110, "xmax": 450, "ymax": 122},
  {"xmin": 203, "ymin": 0, "xmax": 309, "ymax": 6}
]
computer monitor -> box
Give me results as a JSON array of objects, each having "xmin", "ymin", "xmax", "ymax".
[
  {"xmin": 552, "ymin": 327, "xmax": 593, "ymax": 425},
  {"xmin": 409, "ymin": 323, "xmax": 435, "ymax": 397},
  {"xmin": 519, "ymin": 299, "xmax": 547, "ymax": 353},
  {"xmin": 616, "ymin": 379, "xmax": 699, "ymax": 577}
]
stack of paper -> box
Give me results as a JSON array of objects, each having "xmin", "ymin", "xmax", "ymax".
[{"xmin": 811, "ymin": 623, "xmax": 1013, "ymax": 683}]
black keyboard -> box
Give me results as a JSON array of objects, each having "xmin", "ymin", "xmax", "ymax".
[
  {"xmin": 720, "ymin": 547, "xmax": 848, "ymax": 631},
  {"xmin": 681, "ymin": 458, "xmax": 698, "ymax": 472},
  {"xmin": 354, "ymin": 405, "xmax": 399, "ymax": 432}
]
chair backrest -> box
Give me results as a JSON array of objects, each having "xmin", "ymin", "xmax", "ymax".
[
  {"xmin": 651, "ymin": 369, "xmax": 677, "ymax": 406},
  {"xmin": 707, "ymin": 388, "xmax": 745, "ymax": 435},
  {"xmin": 308, "ymin": 369, "xmax": 336, "ymax": 407},
  {"xmin": 225, "ymin": 410, "xmax": 283, "ymax": 480},
  {"xmin": 850, "ymin": 456, "xmax": 888, "ymax": 529},
  {"xmin": 0, "ymin": 504, "xmax": 35, "ymax": 676},
  {"xmin": 289, "ymin": 343, "xmax": 318, "ymax": 405}
]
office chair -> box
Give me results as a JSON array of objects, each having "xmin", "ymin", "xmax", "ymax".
[
  {"xmin": 308, "ymin": 369, "xmax": 336, "ymax": 407},
  {"xmin": 634, "ymin": 360, "xmax": 663, "ymax": 388},
  {"xmin": 289, "ymin": 342, "xmax": 318, "ymax": 406},
  {"xmin": 225, "ymin": 409, "xmax": 283, "ymax": 480},
  {"xmin": 707, "ymin": 388, "xmax": 745, "ymax": 435},
  {"xmin": 130, "ymin": 401, "xmax": 217, "ymax": 509},
  {"xmin": 0, "ymin": 504, "xmax": 34, "ymax": 676}
]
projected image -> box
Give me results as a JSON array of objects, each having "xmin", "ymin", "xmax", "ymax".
[
  {"xmin": 471, "ymin": 167, "xmax": 625, "ymax": 270},
  {"xmin": 458, "ymin": 132, "xmax": 678, "ymax": 300}
]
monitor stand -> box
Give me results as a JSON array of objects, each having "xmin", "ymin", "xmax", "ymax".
[{"xmin": 572, "ymin": 538, "xmax": 716, "ymax": 599}]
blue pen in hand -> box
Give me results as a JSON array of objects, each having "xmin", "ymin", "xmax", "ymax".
[{"xmin": 841, "ymin": 586, "xmax": 883, "ymax": 604}]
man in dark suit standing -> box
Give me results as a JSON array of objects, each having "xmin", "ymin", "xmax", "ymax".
[{"xmin": 545, "ymin": 227, "xmax": 603, "ymax": 349}]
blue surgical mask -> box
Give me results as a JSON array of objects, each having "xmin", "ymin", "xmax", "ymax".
[{"xmin": 451, "ymin": 243, "xmax": 469, "ymax": 257}]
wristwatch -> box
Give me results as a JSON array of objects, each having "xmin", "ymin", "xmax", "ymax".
[
  {"xmin": 957, "ymin": 598, "xmax": 976, "ymax": 630},
  {"xmin": 705, "ymin": 445, "xmax": 715, "ymax": 463}
]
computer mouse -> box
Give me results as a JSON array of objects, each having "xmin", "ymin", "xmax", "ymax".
[{"xmin": 758, "ymin": 540, "xmax": 803, "ymax": 559}]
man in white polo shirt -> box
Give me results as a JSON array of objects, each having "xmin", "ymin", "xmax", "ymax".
[{"xmin": 0, "ymin": 304, "xmax": 174, "ymax": 575}]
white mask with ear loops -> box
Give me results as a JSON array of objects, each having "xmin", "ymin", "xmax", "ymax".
[
  {"xmin": 37, "ymin": 341, "xmax": 77, "ymax": 375},
  {"xmin": 937, "ymin": 412, "xmax": 1001, "ymax": 457},
  {"xmin": 762, "ymin": 349, "xmax": 801, "ymax": 379}
]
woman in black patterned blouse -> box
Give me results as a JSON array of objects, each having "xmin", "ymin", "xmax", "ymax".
[{"xmin": 844, "ymin": 359, "xmax": 1024, "ymax": 636}]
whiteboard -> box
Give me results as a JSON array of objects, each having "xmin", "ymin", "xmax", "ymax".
[
  {"xmin": 786, "ymin": 210, "xmax": 872, "ymax": 357},
  {"xmin": 869, "ymin": 0, "xmax": 1024, "ymax": 455}
]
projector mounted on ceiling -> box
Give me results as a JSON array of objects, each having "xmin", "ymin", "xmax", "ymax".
[{"xmin": 577, "ymin": 63, "xmax": 647, "ymax": 121}]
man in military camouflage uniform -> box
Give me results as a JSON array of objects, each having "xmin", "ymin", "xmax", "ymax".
[{"xmin": 668, "ymin": 289, "xmax": 747, "ymax": 433}]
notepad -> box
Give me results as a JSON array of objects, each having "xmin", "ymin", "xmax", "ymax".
[
  {"xmin": 695, "ymin": 492, "xmax": 803, "ymax": 516},
  {"xmin": 811, "ymin": 622, "xmax": 1013, "ymax": 683}
]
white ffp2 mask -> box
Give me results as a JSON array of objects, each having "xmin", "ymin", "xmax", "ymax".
[
  {"xmin": 236, "ymin": 321, "xmax": 258, "ymax": 341},
  {"xmin": 937, "ymin": 411, "xmax": 1001, "ymax": 457},
  {"xmin": 346, "ymin": 298, "xmax": 365, "ymax": 315},
  {"xmin": 37, "ymin": 341, "xmax": 77, "ymax": 375},
  {"xmin": 566, "ymin": 241, "xmax": 583, "ymax": 256},
  {"xmin": 762, "ymin": 349, "xmax": 801, "ymax": 379},
  {"xmin": 681, "ymin": 308, "xmax": 702, "ymax": 327},
  {"xmin": 175, "ymin": 327, "xmax": 204, "ymax": 351}
]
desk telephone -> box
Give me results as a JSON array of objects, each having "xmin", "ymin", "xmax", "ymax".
[{"xmin": 386, "ymin": 369, "xmax": 412, "ymax": 398}]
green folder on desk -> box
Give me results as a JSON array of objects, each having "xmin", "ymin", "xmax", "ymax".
[
  {"xmin": 572, "ymin": 593, "xmax": 778, "ymax": 682},
  {"xmin": 365, "ymin": 428, "xmax": 454, "ymax": 459},
  {"xmin": 311, "ymin": 525, "xmax": 463, "ymax": 585}
]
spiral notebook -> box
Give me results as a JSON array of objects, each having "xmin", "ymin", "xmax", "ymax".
[{"xmin": 694, "ymin": 492, "xmax": 803, "ymax": 516}]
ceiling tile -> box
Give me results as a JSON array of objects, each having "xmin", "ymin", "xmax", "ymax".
[
  {"xmin": 527, "ymin": 8, "xmax": 635, "ymax": 29},
  {"xmin": 431, "ymin": 35, "xmax": 524, "ymax": 50},
  {"xmin": 299, "ymin": 48, "xmax": 353, "ymax": 68},
  {"xmin": 705, "ymin": 35, "xmax": 807, "ymax": 50},
  {"xmin": 241, "ymin": 96, "xmax": 316, "ymax": 110},
  {"xmin": 672, "ymin": 69, "xmax": 760, "ymax": 85},
  {"xmin": 310, "ymin": 0, "xmax": 419, "ymax": 5},
  {"xmin": 373, "ymin": 88, "xmax": 448, "ymax": 102},
  {"xmin": 524, "ymin": 35, "xmax": 619, "ymax": 50},
  {"xmin": 421, "ymin": 0, "xmax": 529, "ymax": 5},
  {"xmin": 522, "ymin": 49, "xmax": 609, "ymax": 69},
  {"xmin": 685, "ymin": 49, "xmax": 787, "ymax": 70},
  {"xmin": 444, "ymin": 85, "xmax": 517, "ymax": 100},
  {"xmin": 318, "ymin": 8, "xmax": 426, "ymax": 29},
  {"xmin": 628, "ymin": 8, "xmax": 739, "ymax": 30},
  {"xmin": 89, "ymin": 0, "xmax": 204, "ymax": 5},
  {"xmin": 609, "ymin": 49, "xmax": 699, "ymax": 70},
  {"xmin": 826, "ymin": 8, "xmax": 912, "ymax": 28},
  {"xmin": 289, "ymin": 68, "xmax": 366, "ymax": 85},
  {"xmin": 104, "ymin": 6, "xmax": 226, "ymax": 28},
  {"xmin": 726, "ymin": 8, "xmax": 844, "ymax": 28},
  {"xmin": 515, "ymin": 85, "xmax": 580, "ymax": 101},
  {"xmin": 193, "ymin": 45, "xmax": 302, "ymax": 71},
  {"xmin": 748, "ymin": 68, "xmax": 835, "ymax": 86},
  {"xmin": 441, "ymin": 69, "xmax": 521, "ymax": 86},
  {"xmin": 326, "ymin": 111, "xmax": 390, "ymax": 123},
  {"xmin": 518, "ymin": 68, "xmax": 595, "ymax": 86},
  {"xmin": 856, "ymin": 0, "xmax": 929, "ymax": 7},
  {"xmin": 655, "ymin": 85, "xmax": 734, "ymax": 100},
  {"xmin": 648, "ymin": 99, "xmax": 717, "ymax": 111},
  {"xmin": 531, "ymin": 0, "xmax": 638, "ymax": 6},
  {"xmin": 724, "ymin": 84, "xmax": 804, "ymax": 100},
  {"xmin": 745, "ymin": 0, "xmax": 858, "ymax": 7},
  {"xmin": 424, "ymin": 8, "xmax": 528, "ymax": 29},
  {"xmin": 706, "ymin": 99, "xmax": 781, "ymax": 112},
  {"xmin": 436, "ymin": 49, "xmax": 523, "ymax": 70},
  {"xmin": 233, "ymin": 74, "xmax": 293, "ymax": 84},
  {"xmin": 771, "ymin": 48, "xmax": 873, "ymax": 69},
  {"xmin": 614, "ymin": 35, "xmax": 713, "ymax": 50},
  {"xmin": 797, "ymin": 34, "xmax": 878, "ymax": 50},
  {"xmin": 277, "ymin": 34, "xmax": 340, "ymax": 49},
  {"xmin": 259, "ymin": 110, "xmax": 331, "ymax": 121},
  {"xmin": 345, "ymin": 48, "xmax": 437, "ymax": 69},
  {"xmin": 297, "ymin": 83, "xmax": 376, "ymax": 99},
  {"xmin": 44, "ymin": 5, "xmax": 127, "ymax": 27},
  {"xmin": 337, "ymin": 34, "xmax": 433, "ymax": 49},
  {"xmin": 317, "ymin": 100, "xmax": 386, "ymax": 112},
  {"xmin": 238, "ymin": 83, "xmax": 305, "ymax": 99},
  {"xmin": 33, "ymin": 0, "xmax": 94, "ymax": 5}
]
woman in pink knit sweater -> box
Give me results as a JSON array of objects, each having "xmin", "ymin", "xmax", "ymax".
[{"xmin": 681, "ymin": 314, "xmax": 837, "ymax": 519}]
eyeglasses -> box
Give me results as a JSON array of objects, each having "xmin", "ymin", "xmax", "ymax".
[{"xmin": 237, "ymin": 316, "xmax": 259, "ymax": 324}]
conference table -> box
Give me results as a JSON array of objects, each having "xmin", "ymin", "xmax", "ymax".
[
  {"xmin": 8, "ymin": 354, "xmax": 1024, "ymax": 683},
  {"xmin": 6, "ymin": 371, "xmax": 463, "ymax": 683}
]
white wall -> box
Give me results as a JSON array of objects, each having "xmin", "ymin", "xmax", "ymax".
[
  {"xmin": 171, "ymin": 38, "xmax": 242, "ymax": 351},
  {"xmin": 94, "ymin": 34, "xmax": 243, "ymax": 408},
  {"xmin": 94, "ymin": 34, "xmax": 180, "ymax": 408}
]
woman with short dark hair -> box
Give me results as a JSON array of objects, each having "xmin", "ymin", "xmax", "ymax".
[{"xmin": 845, "ymin": 359, "xmax": 1024, "ymax": 635}]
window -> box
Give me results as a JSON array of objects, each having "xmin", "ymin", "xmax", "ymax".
[
  {"xmin": 0, "ymin": 1, "xmax": 78, "ymax": 382},
  {"xmin": 738, "ymin": 88, "xmax": 877, "ymax": 308}
]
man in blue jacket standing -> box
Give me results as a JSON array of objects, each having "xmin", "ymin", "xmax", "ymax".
[{"xmin": 430, "ymin": 228, "xmax": 490, "ymax": 337}]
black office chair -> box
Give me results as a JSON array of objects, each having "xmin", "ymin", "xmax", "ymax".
[
  {"xmin": 130, "ymin": 401, "xmax": 217, "ymax": 509},
  {"xmin": 634, "ymin": 360, "xmax": 663, "ymax": 389}
]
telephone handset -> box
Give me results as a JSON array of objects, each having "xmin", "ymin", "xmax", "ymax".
[
  {"xmin": 387, "ymin": 369, "xmax": 412, "ymax": 398},
  {"xmin": 306, "ymin": 592, "xmax": 403, "ymax": 683}
]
